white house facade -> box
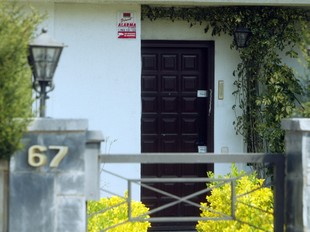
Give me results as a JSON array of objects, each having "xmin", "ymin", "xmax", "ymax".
[
  {"xmin": 15, "ymin": 1, "xmax": 309, "ymax": 230},
  {"xmin": 28, "ymin": 1, "xmax": 244, "ymax": 195}
]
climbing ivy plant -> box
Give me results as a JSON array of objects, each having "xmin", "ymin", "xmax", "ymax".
[{"xmin": 142, "ymin": 5, "xmax": 310, "ymax": 153}]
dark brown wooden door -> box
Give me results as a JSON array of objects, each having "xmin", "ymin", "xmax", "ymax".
[{"xmin": 141, "ymin": 41, "xmax": 214, "ymax": 231}]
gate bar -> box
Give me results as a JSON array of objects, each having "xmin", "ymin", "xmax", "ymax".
[{"xmin": 99, "ymin": 153, "xmax": 283, "ymax": 164}]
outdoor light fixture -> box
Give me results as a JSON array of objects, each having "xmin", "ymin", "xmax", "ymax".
[
  {"xmin": 234, "ymin": 26, "xmax": 252, "ymax": 48},
  {"xmin": 307, "ymin": 45, "xmax": 310, "ymax": 56},
  {"xmin": 28, "ymin": 29, "xmax": 66, "ymax": 117}
]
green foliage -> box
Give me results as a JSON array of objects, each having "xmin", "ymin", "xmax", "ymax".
[
  {"xmin": 292, "ymin": 29, "xmax": 310, "ymax": 118},
  {"xmin": 87, "ymin": 193, "xmax": 151, "ymax": 232},
  {"xmin": 293, "ymin": 102, "xmax": 310, "ymax": 118},
  {"xmin": 142, "ymin": 6, "xmax": 310, "ymax": 153},
  {"xmin": 230, "ymin": 8, "xmax": 308, "ymax": 152},
  {"xmin": 0, "ymin": 2, "xmax": 42, "ymax": 160},
  {"xmin": 196, "ymin": 165, "xmax": 274, "ymax": 232}
]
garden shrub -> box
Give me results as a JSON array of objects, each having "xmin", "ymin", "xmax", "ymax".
[
  {"xmin": 87, "ymin": 192, "xmax": 151, "ymax": 232},
  {"xmin": 196, "ymin": 165, "xmax": 273, "ymax": 232},
  {"xmin": 0, "ymin": 2, "xmax": 42, "ymax": 160}
]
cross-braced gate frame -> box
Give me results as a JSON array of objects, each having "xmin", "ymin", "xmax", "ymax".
[{"xmin": 97, "ymin": 153, "xmax": 285, "ymax": 231}]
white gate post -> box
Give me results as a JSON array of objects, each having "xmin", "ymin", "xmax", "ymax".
[{"xmin": 282, "ymin": 118, "xmax": 310, "ymax": 232}]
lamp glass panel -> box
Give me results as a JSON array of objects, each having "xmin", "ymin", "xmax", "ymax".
[
  {"xmin": 235, "ymin": 32, "xmax": 248, "ymax": 48},
  {"xmin": 31, "ymin": 47, "xmax": 62, "ymax": 81}
]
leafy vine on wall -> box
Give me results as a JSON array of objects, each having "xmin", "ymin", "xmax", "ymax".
[{"xmin": 142, "ymin": 5, "xmax": 310, "ymax": 153}]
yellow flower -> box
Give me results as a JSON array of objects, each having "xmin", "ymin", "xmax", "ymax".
[
  {"xmin": 87, "ymin": 192, "xmax": 151, "ymax": 232},
  {"xmin": 197, "ymin": 165, "xmax": 273, "ymax": 232}
]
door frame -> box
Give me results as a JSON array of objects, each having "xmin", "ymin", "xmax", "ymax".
[{"xmin": 141, "ymin": 40, "xmax": 215, "ymax": 153}]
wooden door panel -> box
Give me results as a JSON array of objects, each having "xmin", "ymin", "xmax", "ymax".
[
  {"xmin": 162, "ymin": 54, "xmax": 178, "ymax": 70},
  {"xmin": 161, "ymin": 136, "xmax": 179, "ymax": 152},
  {"xmin": 162, "ymin": 116, "xmax": 178, "ymax": 134},
  {"xmin": 161, "ymin": 75, "xmax": 178, "ymax": 92},
  {"xmin": 180, "ymin": 135, "xmax": 198, "ymax": 151},
  {"xmin": 182, "ymin": 96, "xmax": 198, "ymax": 112},
  {"xmin": 141, "ymin": 135, "xmax": 158, "ymax": 152},
  {"xmin": 182, "ymin": 75, "xmax": 198, "ymax": 91},
  {"xmin": 141, "ymin": 41, "xmax": 214, "ymax": 231},
  {"xmin": 141, "ymin": 116, "xmax": 157, "ymax": 133},
  {"xmin": 142, "ymin": 54, "xmax": 158, "ymax": 70},
  {"xmin": 182, "ymin": 54, "xmax": 199, "ymax": 71},
  {"xmin": 142, "ymin": 75, "xmax": 158, "ymax": 92},
  {"xmin": 181, "ymin": 117, "xmax": 198, "ymax": 133},
  {"xmin": 161, "ymin": 96, "xmax": 178, "ymax": 112},
  {"xmin": 142, "ymin": 96, "xmax": 158, "ymax": 112}
]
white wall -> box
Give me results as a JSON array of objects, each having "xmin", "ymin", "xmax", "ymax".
[
  {"xmin": 30, "ymin": 2, "xmax": 142, "ymax": 199},
  {"xmin": 52, "ymin": 3, "xmax": 141, "ymax": 150}
]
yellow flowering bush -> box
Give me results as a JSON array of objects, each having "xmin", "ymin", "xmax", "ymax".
[
  {"xmin": 196, "ymin": 165, "xmax": 274, "ymax": 232},
  {"xmin": 87, "ymin": 192, "xmax": 151, "ymax": 232}
]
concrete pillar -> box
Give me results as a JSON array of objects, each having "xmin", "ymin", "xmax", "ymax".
[
  {"xmin": 9, "ymin": 118, "xmax": 102, "ymax": 232},
  {"xmin": 0, "ymin": 160, "xmax": 9, "ymax": 232},
  {"xmin": 282, "ymin": 118, "xmax": 310, "ymax": 232},
  {"xmin": 85, "ymin": 130, "xmax": 104, "ymax": 200}
]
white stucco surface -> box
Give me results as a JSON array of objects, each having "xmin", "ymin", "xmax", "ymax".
[
  {"xmin": 21, "ymin": 0, "xmax": 310, "ymax": 6},
  {"xmin": 30, "ymin": 2, "xmax": 142, "ymax": 199}
]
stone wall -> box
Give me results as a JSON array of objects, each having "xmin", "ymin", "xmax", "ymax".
[
  {"xmin": 9, "ymin": 118, "xmax": 102, "ymax": 232},
  {"xmin": 282, "ymin": 118, "xmax": 310, "ymax": 232}
]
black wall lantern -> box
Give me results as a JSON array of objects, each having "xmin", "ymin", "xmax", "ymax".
[
  {"xmin": 234, "ymin": 27, "xmax": 252, "ymax": 48},
  {"xmin": 28, "ymin": 29, "xmax": 66, "ymax": 117}
]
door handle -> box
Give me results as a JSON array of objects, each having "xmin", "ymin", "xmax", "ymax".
[{"xmin": 208, "ymin": 89, "xmax": 212, "ymax": 116}]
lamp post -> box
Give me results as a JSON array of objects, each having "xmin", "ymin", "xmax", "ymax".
[
  {"xmin": 234, "ymin": 26, "xmax": 252, "ymax": 48},
  {"xmin": 28, "ymin": 29, "xmax": 66, "ymax": 117}
]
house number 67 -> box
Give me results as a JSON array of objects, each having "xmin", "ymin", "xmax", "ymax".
[{"xmin": 28, "ymin": 145, "xmax": 69, "ymax": 168}]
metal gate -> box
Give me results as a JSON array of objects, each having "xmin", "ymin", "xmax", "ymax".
[{"xmin": 88, "ymin": 153, "xmax": 284, "ymax": 232}]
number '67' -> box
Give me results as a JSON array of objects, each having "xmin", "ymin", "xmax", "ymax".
[{"xmin": 28, "ymin": 145, "xmax": 69, "ymax": 168}]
